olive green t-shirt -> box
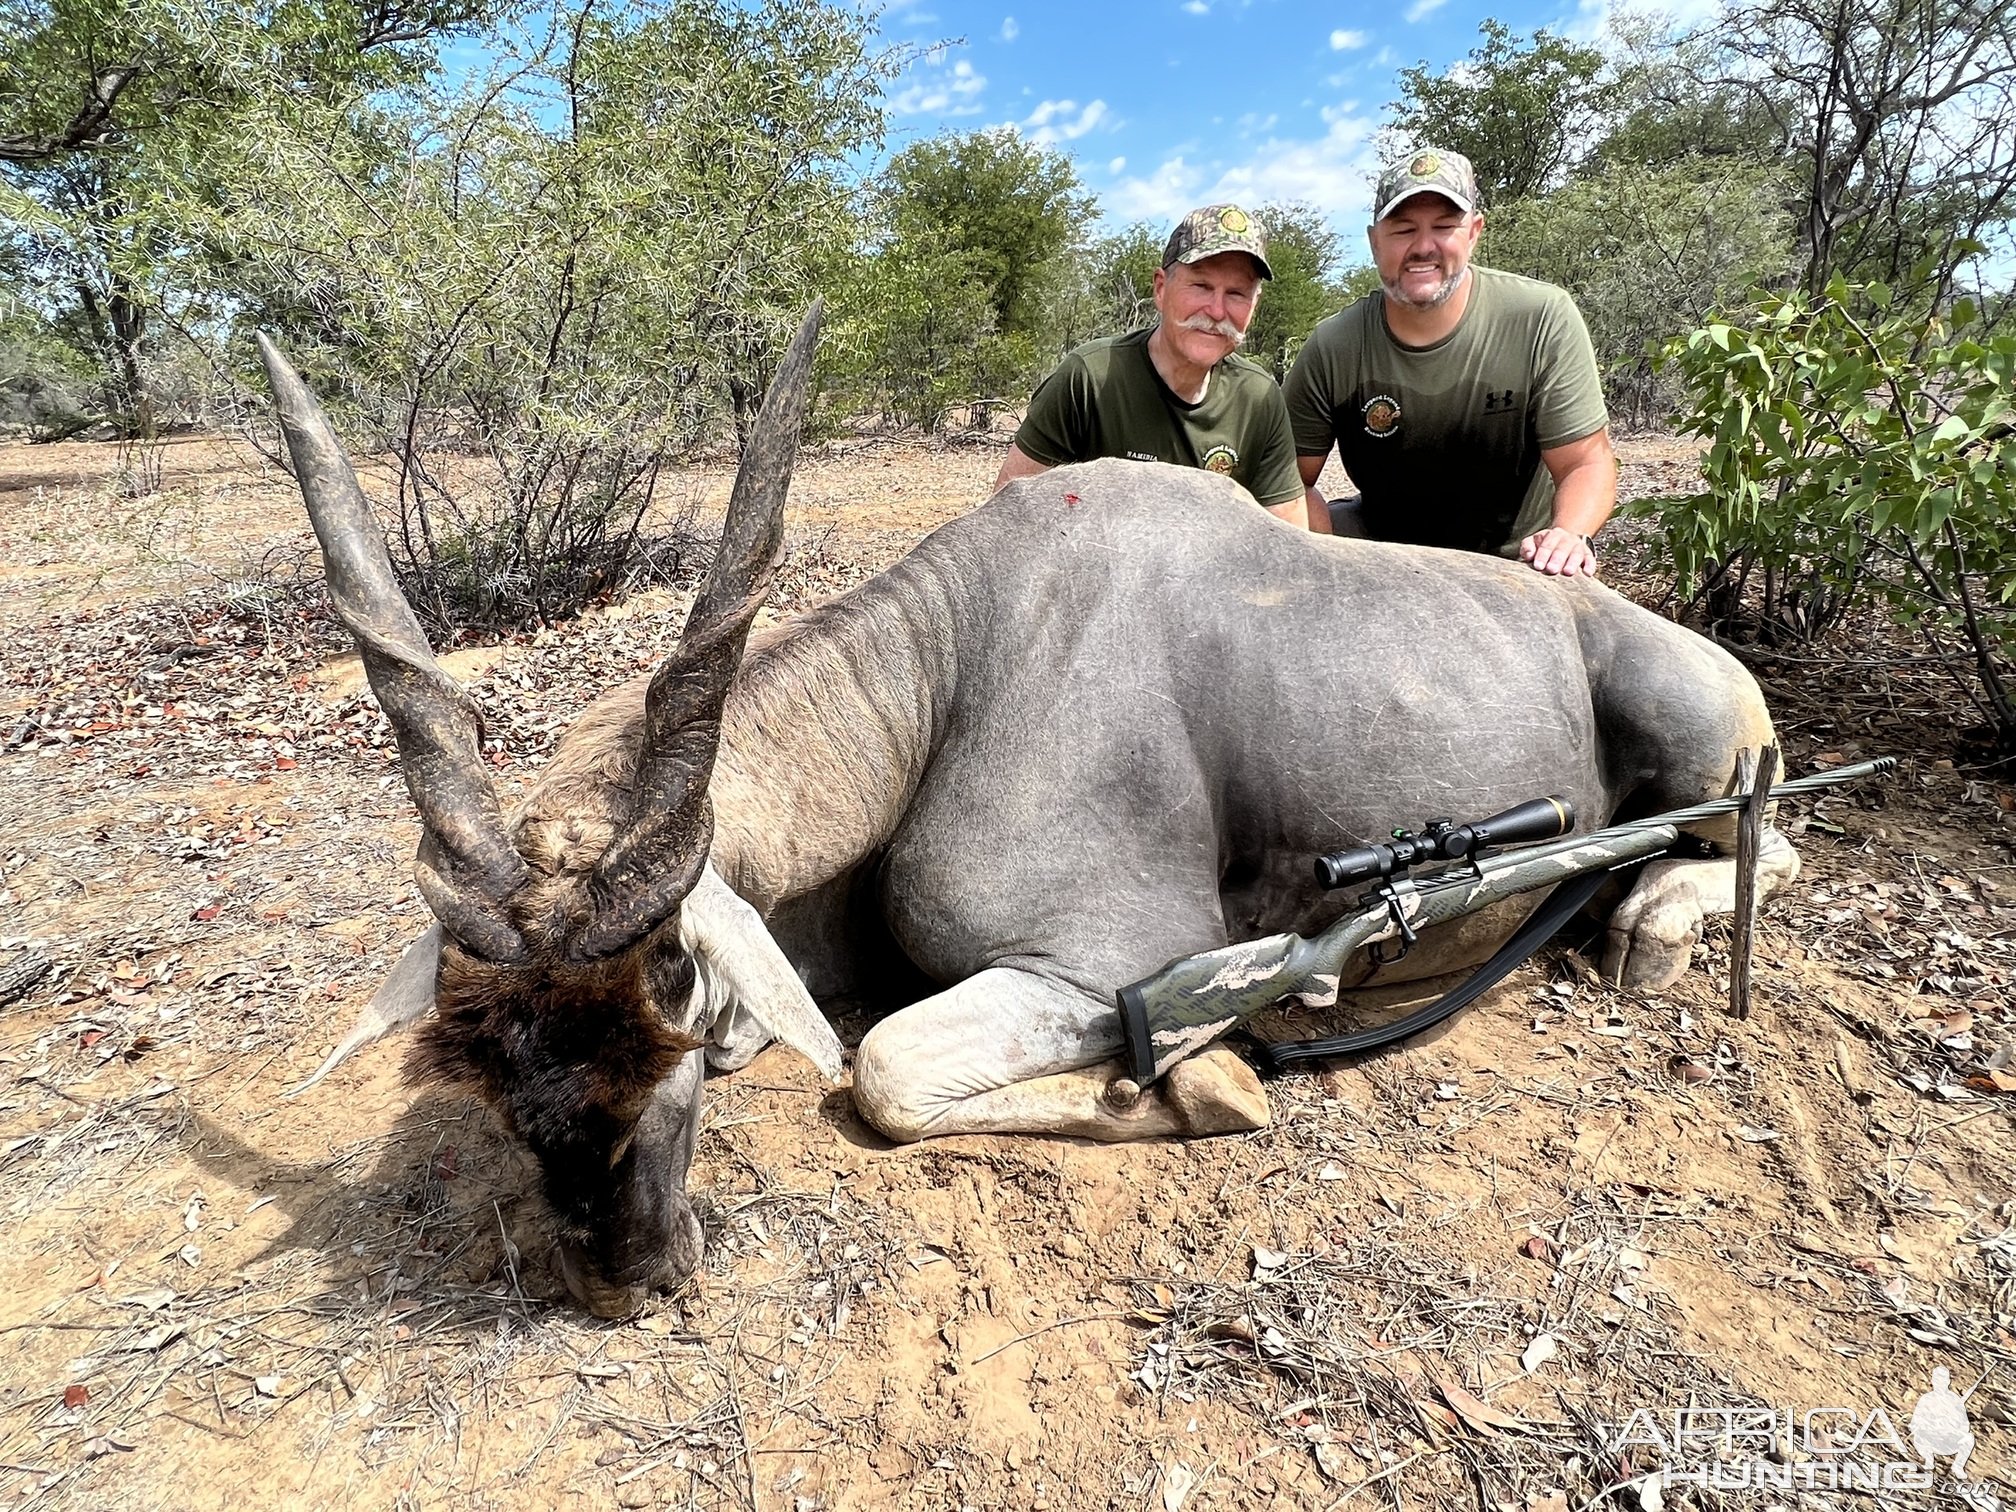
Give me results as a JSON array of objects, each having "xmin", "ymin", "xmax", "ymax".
[
  {"xmin": 1015, "ymin": 328, "xmax": 1306, "ymax": 507},
  {"xmin": 1281, "ymin": 266, "xmax": 1608, "ymax": 553}
]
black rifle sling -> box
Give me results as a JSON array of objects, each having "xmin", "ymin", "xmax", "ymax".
[{"xmin": 1248, "ymin": 864, "xmax": 1631, "ymax": 1073}]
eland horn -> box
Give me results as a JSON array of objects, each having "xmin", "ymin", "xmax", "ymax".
[
  {"xmin": 574, "ymin": 299, "xmax": 824, "ymax": 960},
  {"xmin": 257, "ymin": 335, "xmax": 530, "ymax": 962}
]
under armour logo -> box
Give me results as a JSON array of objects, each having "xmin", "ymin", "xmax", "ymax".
[{"xmin": 1483, "ymin": 388, "xmax": 1517, "ymax": 413}]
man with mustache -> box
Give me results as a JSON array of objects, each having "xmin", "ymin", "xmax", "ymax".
[
  {"xmin": 1281, "ymin": 151, "xmax": 1616, "ymax": 574},
  {"xmin": 993, "ymin": 204, "xmax": 1315, "ymax": 526}
]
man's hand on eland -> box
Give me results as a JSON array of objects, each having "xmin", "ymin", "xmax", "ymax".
[{"xmin": 1520, "ymin": 526, "xmax": 1597, "ymax": 577}]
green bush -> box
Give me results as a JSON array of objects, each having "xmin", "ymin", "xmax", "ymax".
[
  {"xmin": 1650, "ymin": 277, "xmax": 2016, "ymax": 751},
  {"xmin": 826, "ymin": 239, "xmax": 998, "ymax": 433}
]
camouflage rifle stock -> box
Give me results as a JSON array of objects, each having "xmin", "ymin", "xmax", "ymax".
[{"xmin": 1115, "ymin": 758, "xmax": 1895, "ymax": 1087}]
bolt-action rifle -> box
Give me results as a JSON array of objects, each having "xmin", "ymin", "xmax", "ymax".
[{"xmin": 1114, "ymin": 758, "xmax": 1894, "ymax": 1089}]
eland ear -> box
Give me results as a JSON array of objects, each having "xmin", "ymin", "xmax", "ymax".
[
  {"xmin": 679, "ymin": 866, "xmax": 844, "ymax": 1083},
  {"xmin": 284, "ymin": 924, "xmax": 442, "ymax": 1097}
]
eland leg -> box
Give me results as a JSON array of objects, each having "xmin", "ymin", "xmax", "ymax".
[
  {"xmin": 1603, "ymin": 806, "xmax": 1802, "ymax": 990},
  {"xmin": 851, "ymin": 965, "xmax": 1269, "ymax": 1144}
]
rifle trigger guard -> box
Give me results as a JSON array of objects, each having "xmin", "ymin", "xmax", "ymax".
[{"xmin": 1368, "ymin": 887, "xmax": 1418, "ymax": 967}]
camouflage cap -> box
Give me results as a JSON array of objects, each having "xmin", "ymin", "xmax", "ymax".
[
  {"xmin": 1373, "ymin": 149, "xmax": 1481, "ymax": 221},
  {"xmin": 1162, "ymin": 204, "xmax": 1273, "ymax": 280}
]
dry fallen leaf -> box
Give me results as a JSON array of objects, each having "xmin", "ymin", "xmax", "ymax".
[
  {"xmin": 1312, "ymin": 1440, "xmax": 1356, "ymax": 1482},
  {"xmin": 1521, "ymin": 1334, "xmax": 1560, "ymax": 1374},
  {"xmin": 1206, "ymin": 1316, "xmax": 1256, "ymax": 1345},
  {"xmin": 1434, "ymin": 1375, "xmax": 1529, "ymax": 1435}
]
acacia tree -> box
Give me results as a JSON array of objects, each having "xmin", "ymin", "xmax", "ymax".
[
  {"xmin": 880, "ymin": 128, "xmax": 1092, "ymax": 344},
  {"xmin": 1486, "ymin": 161, "xmax": 1793, "ymax": 424},
  {"xmin": 838, "ymin": 127, "xmax": 1092, "ymax": 427},
  {"xmin": 173, "ymin": 0, "xmax": 893, "ymax": 627},
  {"xmin": 1685, "ymin": 0, "xmax": 2016, "ymax": 301},
  {"xmin": 0, "ymin": 0, "xmax": 486, "ymax": 434},
  {"xmin": 1387, "ymin": 20, "xmax": 1609, "ymax": 204}
]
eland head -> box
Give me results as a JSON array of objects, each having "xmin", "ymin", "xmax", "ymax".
[{"xmin": 263, "ymin": 304, "xmax": 840, "ymax": 1317}]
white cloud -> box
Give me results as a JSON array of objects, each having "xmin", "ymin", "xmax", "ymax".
[
  {"xmin": 889, "ymin": 56, "xmax": 987, "ymax": 116},
  {"xmin": 1237, "ymin": 111, "xmax": 1280, "ymax": 135},
  {"xmin": 1405, "ymin": 0, "xmax": 1446, "ymax": 20},
  {"xmin": 1105, "ymin": 103, "xmax": 1385, "ymax": 226},
  {"xmin": 1329, "ymin": 28, "xmax": 1368, "ymax": 49},
  {"xmin": 1108, "ymin": 156, "xmax": 1127, "ymax": 173},
  {"xmin": 1106, "ymin": 155, "xmax": 1207, "ymax": 222},
  {"xmin": 1183, "ymin": 0, "xmax": 1209, "ymax": 13},
  {"xmin": 1021, "ymin": 97, "xmax": 1110, "ymax": 146},
  {"xmin": 998, "ymin": 14, "xmax": 1019, "ymax": 40}
]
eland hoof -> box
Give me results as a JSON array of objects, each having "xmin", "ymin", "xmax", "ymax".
[{"xmin": 1165, "ymin": 1046, "xmax": 1271, "ymax": 1135}]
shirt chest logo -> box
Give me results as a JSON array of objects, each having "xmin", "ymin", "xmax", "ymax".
[
  {"xmin": 1200, "ymin": 444, "xmax": 1239, "ymax": 474},
  {"xmin": 1361, "ymin": 394, "xmax": 1402, "ymax": 438},
  {"xmin": 1482, "ymin": 388, "xmax": 1521, "ymax": 415}
]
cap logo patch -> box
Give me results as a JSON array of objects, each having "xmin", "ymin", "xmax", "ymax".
[
  {"xmin": 1410, "ymin": 153, "xmax": 1441, "ymax": 177},
  {"xmin": 1218, "ymin": 207, "xmax": 1250, "ymax": 234},
  {"xmin": 1362, "ymin": 395, "xmax": 1402, "ymax": 438},
  {"xmin": 1201, "ymin": 445, "xmax": 1239, "ymax": 474}
]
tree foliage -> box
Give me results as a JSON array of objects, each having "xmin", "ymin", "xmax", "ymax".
[
  {"xmin": 833, "ymin": 128, "xmax": 1090, "ymax": 431},
  {"xmin": 170, "ymin": 0, "xmax": 890, "ymax": 626},
  {"xmin": 1591, "ymin": 18, "xmax": 1788, "ymax": 173},
  {"xmin": 880, "ymin": 128, "xmax": 1092, "ymax": 344},
  {"xmin": 1651, "ymin": 0, "xmax": 2016, "ymax": 302},
  {"xmin": 1241, "ymin": 202, "xmax": 1357, "ymax": 379},
  {"xmin": 1485, "ymin": 159, "xmax": 1793, "ymax": 425},
  {"xmin": 827, "ymin": 238, "xmax": 997, "ymax": 435},
  {"xmin": 1388, "ymin": 20, "xmax": 1609, "ymax": 205},
  {"xmin": 1082, "ymin": 222, "xmax": 1163, "ymax": 335},
  {"xmin": 1650, "ymin": 279, "xmax": 2016, "ymax": 749},
  {"xmin": 0, "ymin": 0, "xmax": 487, "ymax": 434}
]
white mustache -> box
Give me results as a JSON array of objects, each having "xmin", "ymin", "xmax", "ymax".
[{"xmin": 1177, "ymin": 313, "xmax": 1245, "ymax": 345}]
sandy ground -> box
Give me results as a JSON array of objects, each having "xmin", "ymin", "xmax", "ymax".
[{"xmin": 1, "ymin": 430, "xmax": 2013, "ymax": 1512}]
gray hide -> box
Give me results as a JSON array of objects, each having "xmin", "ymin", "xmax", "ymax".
[{"xmin": 697, "ymin": 458, "xmax": 1778, "ymax": 1137}]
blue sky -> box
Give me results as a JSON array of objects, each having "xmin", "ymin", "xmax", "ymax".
[{"xmin": 865, "ymin": 0, "xmax": 1637, "ymax": 235}]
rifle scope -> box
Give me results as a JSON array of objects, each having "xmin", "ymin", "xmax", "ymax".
[{"xmin": 1314, "ymin": 795, "xmax": 1575, "ymax": 891}]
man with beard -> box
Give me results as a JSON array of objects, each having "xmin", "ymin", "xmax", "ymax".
[
  {"xmin": 1281, "ymin": 151, "xmax": 1616, "ymax": 573},
  {"xmin": 993, "ymin": 204, "xmax": 1315, "ymax": 527}
]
